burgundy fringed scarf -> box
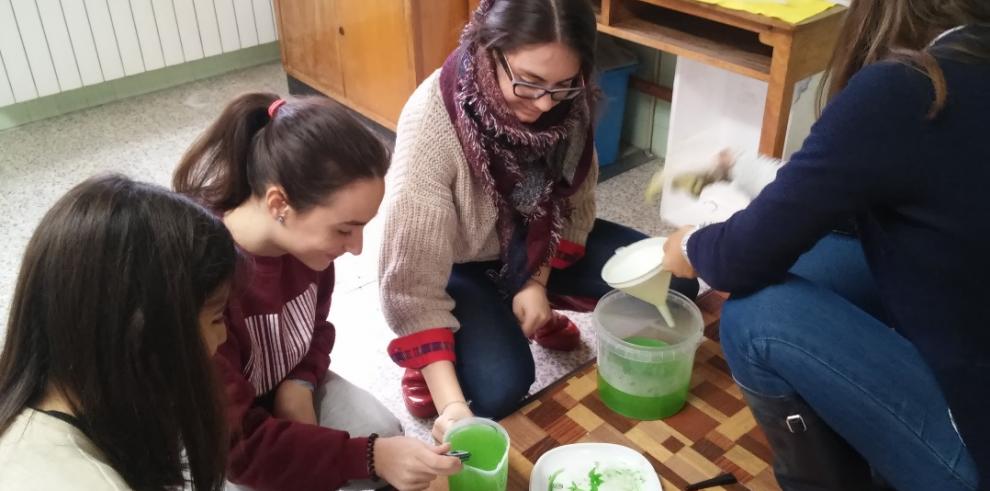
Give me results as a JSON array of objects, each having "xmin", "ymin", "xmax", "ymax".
[{"xmin": 439, "ymin": 26, "xmax": 595, "ymax": 295}]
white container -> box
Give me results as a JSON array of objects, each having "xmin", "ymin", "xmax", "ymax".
[{"xmin": 661, "ymin": 57, "xmax": 822, "ymax": 227}]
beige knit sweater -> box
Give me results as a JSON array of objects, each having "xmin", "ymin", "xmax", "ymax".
[{"xmin": 379, "ymin": 70, "xmax": 599, "ymax": 337}]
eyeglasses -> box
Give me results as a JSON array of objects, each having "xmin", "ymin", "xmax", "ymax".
[{"xmin": 495, "ymin": 50, "xmax": 585, "ymax": 102}]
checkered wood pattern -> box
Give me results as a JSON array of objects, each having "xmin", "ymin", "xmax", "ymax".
[{"xmin": 500, "ymin": 337, "xmax": 781, "ymax": 491}]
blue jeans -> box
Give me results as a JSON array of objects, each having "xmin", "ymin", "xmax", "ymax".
[
  {"xmin": 448, "ymin": 219, "xmax": 699, "ymax": 419},
  {"xmin": 721, "ymin": 234, "xmax": 978, "ymax": 491}
]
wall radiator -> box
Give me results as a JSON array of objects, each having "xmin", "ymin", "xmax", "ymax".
[{"xmin": 0, "ymin": 0, "xmax": 279, "ymax": 107}]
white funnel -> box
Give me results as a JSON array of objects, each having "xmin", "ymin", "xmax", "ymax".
[{"xmin": 601, "ymin": 237, "xmax": 676, "ymax": 326}]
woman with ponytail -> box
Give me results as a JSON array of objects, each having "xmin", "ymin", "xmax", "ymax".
[{"xmin": 175, "ymin": 94, "xmax": 461, "ymax": 491}]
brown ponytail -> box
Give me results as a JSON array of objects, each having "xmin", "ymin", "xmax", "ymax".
[
  {"xmin": 818, "ymin": 1, "xmax": 990, "ymax": 119},
  {"xmin": 174, "ymin": 93, "xmax": 390, "ymax": 212}
]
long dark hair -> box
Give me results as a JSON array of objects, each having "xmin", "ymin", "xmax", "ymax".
[
  {"xmin": 0, "ymin": 175, "xmax": 236, "ymax": 491},
  {"xmin": 821, "ymin": 1, "xmax": 990, "ymax": 118},
  {"xmin": 464, "ymin": 0, "xmax": 599, "ymax": 76},
  {"xmin": 173, "ymin": 92, "xmax": 390, "ymax": 212}
]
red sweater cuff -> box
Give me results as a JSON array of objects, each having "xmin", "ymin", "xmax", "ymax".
[
  {"xmin": 387, "ymin": 328, "xmax": 456, "ymax": 369},
  {"xmin": 551, "ymin": 240, "xmax": 586, "ymax": 269},
  {"xmin": 343, "ymin": 437, "xmax": 371, "ymax": 482}
]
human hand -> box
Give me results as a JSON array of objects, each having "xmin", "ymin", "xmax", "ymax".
[
  {"xmin": 512, "ymin": 280, "xmax": 552, "ymax": 338},
  {"xmin": 375, "ymin": 437, "xmax": 462, "ymax": 490},
  {"xmin": 431, "ymin": 400, "xmax": 473, "ymax": 443}
]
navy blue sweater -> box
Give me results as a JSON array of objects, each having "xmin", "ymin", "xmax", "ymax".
[{"xmin": 689, "ymin": 29, "xmax": 990, "ymax": 480}]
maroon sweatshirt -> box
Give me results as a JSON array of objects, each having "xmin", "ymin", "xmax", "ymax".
[{"xmin": 216, "ymin": 252, "xmax": 370, "ymax": 490}]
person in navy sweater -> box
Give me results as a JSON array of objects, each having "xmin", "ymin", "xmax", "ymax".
[{"xmin": 663, "ymin": 3, "xmax": 990, "ymax": 490}]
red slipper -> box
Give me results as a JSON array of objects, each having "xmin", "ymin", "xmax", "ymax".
[
  {"xmin": 533, "ymin": 311, "xmax": 582, "ymax": 351},
  {"xmin": 401, "ymin": 368, "xmax": 438, "ymax": 419}
]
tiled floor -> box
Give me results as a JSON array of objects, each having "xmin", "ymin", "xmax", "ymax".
[{"xmin": 0, "ymin": 62, "xmax": 679, "ymax": 442}]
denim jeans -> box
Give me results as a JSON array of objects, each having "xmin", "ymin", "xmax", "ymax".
[
  {"xmin": 720, "ymin": 234, "xmax": 978, "ymax": 491},
  {"xmin": 447, "ymin": 218, "xmax": 700, "ymax": 419}
]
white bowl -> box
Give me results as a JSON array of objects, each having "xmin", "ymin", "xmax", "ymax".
[{"xmin": 529, "ymin": 443, "xmax": 663, "ymax": 491}]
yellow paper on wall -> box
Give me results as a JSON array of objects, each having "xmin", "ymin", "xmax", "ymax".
[{"xmin": 693, "ymin": 0, "xmax": 838, "ymax": 24}]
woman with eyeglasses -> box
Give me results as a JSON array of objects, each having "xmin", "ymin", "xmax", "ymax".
[{"xmin": 378, "ymin": 0, "xmax": 699, "ymax": 441}]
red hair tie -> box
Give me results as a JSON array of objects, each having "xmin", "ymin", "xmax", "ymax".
[{"xmin": 268, "ymin": 98, "xmax": 287, "ymax": 118}]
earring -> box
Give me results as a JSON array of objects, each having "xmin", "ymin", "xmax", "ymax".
[{"xmin": 276, "ymin": 214, "xmax": 286, "ymax": 224}]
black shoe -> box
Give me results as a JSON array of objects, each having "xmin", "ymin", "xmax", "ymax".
[{"xmin": 741, "ymin": 386, "xmax": 879, "ymax": 491}]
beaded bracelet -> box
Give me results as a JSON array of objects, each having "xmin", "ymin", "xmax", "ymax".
[{"xmin": 367, "ymin": 432, "xmax": 380, "ymax": 482}]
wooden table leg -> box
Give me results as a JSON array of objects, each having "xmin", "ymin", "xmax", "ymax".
[
  {"xmin": 601, "ymin": 0, "xmax": 631, "ymax": 25},
  {"xmin": 759, "ymin": 10, "xmax": 845, "ymax": 158},
  {"xmin": 759, "ymin": 33, "xmax": 797, "ymax": 158}
]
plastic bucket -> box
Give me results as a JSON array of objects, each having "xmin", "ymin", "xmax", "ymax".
[
  {"xmin": 594, "ymin": 36, "xmax": 639, "ymax": 167},
  {"xmin": 594, "ymin": 64, "xmax": 637, "ymax": 166},
  {"xmin": 594, "ymin": 290, "xmax": 703, "ymax": 420}
]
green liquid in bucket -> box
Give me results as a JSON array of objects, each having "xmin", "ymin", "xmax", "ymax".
[
  {"xmin": 447, "ymin": 424, "xmax": 508, "ymax": 491},
  {"xmin": 623, "ymin": 336, "xmax": 669, "ymax": 348},
  {"xmin": 597, "ymin": 337, "xmax": 690, "ymax": 420}
]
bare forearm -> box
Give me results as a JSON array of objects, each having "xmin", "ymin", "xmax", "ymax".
[
  {"xmin": 421, "ymin": 360, "xmax": 467, "ymax": 411},
  {"xmin": 273, "ymin": 380, "xmax": 318, "ymax": 425}
]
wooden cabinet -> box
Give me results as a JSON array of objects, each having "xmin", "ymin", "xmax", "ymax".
[
  {"xmin": 275, "ymin": 0, "xmax": 470, "ymax": 129},
  {"xmin": 277, "ymin": 1, "xmax": 346, "ymax": 96}
]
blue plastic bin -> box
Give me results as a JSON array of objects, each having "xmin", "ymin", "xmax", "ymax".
[{"xmin": 594, "ymin": 39, "xmax": 639, "ymax": 167}]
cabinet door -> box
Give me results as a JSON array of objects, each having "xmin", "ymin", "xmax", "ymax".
[
  {"xmin": 410, "ymin": 0, "xmax": 470, "ymax": 82},
  {"xmin": 337, "ymin": 0, "xmax": 416, "ymax": 125},
  {"xmin": 276, "ymin": 0, "xmax": 345, "ymax": 96}
]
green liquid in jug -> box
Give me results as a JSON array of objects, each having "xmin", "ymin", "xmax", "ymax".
[
  {"xmin": 447, "ymin": 424, "xmax": 508, "ymax": 491},
  {"xmin": 597, "ymin": 337, "xmax": 690, "ymax": 420}
]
